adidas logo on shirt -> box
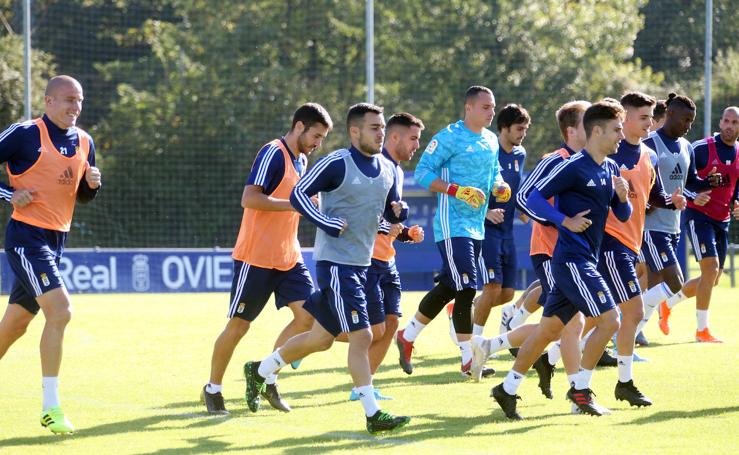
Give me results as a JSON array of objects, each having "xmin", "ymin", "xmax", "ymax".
[
  {"xmin": 466, "ymin": 145, "xmax": 474, "ymax": 152},
  {"xmin": 351, "ymin": 176, "xmax": 362, "ymax": 185},
  {"xmin": 586, "ymin": 179, "xmax": 596, "ymax": 187},
  {"xmin": 57, "ymin": 166, "xmax": 75, "ymax": 185},
  {"xmin": 669, "ymin": 163, "xmax": 683, "ymax": 180},
  {"xmin": 620, "ymin": 164, "xmax": 628, "ymax": 170}
]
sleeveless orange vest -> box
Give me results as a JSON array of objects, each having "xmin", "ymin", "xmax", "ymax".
[
  {"xmin": 529, "ymin": 148, "xmax": 570, "ymax": 257},
  {"xmin": 232, "ymin": 139, "xmax": 302, "ymax": 270},
  {"xmin": 605, "ymin": 145, "xmax": 654, "ymax": 254},
  {"xmin": 8, "ymin": 118, "xmax": 90, "ymax": 232}
]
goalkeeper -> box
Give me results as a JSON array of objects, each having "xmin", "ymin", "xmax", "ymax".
[{"xmin": 396, "ymin": 86, "xmax": 510, "ymax": 376}]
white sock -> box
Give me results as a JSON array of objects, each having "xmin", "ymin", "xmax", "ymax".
[
  {"xmin": 567, "ymin": 373, "xmax": 579, "ymax": 388},
  {"xmin": 42, "ymin": 377, "xmax": 60, "ymax": 410},
  {"xmin": 459, "ymin": 340, "xmax": 473, "ymax": 365},
  {"xmin": 640, "ymin": 283, "xmax": 673, "ymax": 330},
  {"xmin": 488, "ymin": 333, "xmax": 512, "ymax": 353},
  {"xmin": 355, "ymin": 384, "xmax": 380, "ymax": 417},
  {"xmin": 574, "ymin": 368, "xmax": 593, "ymax": 390},
  {"xmin": 265, "ymin": 373, "xmax": 278, "ymax": 385},
  {"xmin": 667, "ymin": 290, "xmax": 687, "ymax": 309},
  {"xmin": 617, "ymin": 355, "xmax": 633, "ymax": 383},
  {"xmin": 402, "ymin": 317, "xmax": 426, "ymax": 342},
  {"xmin": 509, "ymin": 308, "xmax": 531, "ymax": 329},
  {"xmin": 502, "ymin": 369, "xmax": 525, "ymax": 395},
  {"xmin": 547, "ymin": 342, "xmax": 561, "ymax": 366},
  {"xmin": 696, "ymin": 310, "xmax": 709, "ymax": 331},
  {"xmin": 258, "ymin": 350, "xmax": 287, "ymax": 378},
  {"xmin": 205, "ymin": 383, "xmax": 222, "ymax": 394},
  {"xmin": 579, "ymin": 328, "xmax": 595, "ymax": 352},
  {"xmin": 472, "ymin": 324, "xmax": 485, "ymax": 336}
]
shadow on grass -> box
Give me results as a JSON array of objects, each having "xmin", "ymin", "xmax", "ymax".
[{"xmin": 620, "ymin": 405, "xmax": 739, "ymax": 426}]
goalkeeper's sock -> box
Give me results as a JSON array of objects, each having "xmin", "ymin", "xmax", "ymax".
[{"xmin": 42, "ymin": 377, "xmax": 60, "ymax": 410}]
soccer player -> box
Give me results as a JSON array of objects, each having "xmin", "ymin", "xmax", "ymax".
[
  {"xmin": 348, "ymin": 112, "xmax": 425, "ymax": 401},
  {"xmin": 395, "ymin": 86, "xmax": 510, "ymax": 377},
  {"xmin": 490, "ymin": 100, "xmax": 632, "ymax": 420},
  {"xmin": 652, "ymin": 99, "xmax": 667, "ymax": 130},
  {"xmin": 656, "ymin": 106, "xmax": 739, "ymax": 342},
  {"xmin": 598, "ymin": 92, "xmax": 686, "ymax": 407},
  {"xmin": 637, "ymin": 94, "xmax": 720, "ymax": 338},
  {"xmin": 472, "ymin": 104, "xmax": 530, "ymax": 336},
  {"xmin": 0, "ymin": 75, "xmax": 101, "ymax": 434},
  {"xmin": 201, "ymin": 103, "xmax": 332, "ymax": 415},
  {"xmin": 244, "ymin": 103, "xmax": 411, "ymax": 435}
]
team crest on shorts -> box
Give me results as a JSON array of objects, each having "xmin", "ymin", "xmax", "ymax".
[
  {"xmin": 660, "ymin": 252, "xmax": 668, "ymax": 263},
  {"xmin": 351, "ymin": 311, "xmax": 359, "ymax": 324},
  {"xmin": 628, "ymin": 281, "xmax": 636, "ymax": 293},
  {"xmin": 462, "ymin": 273, "xmax": 469, "ymax": 284},
  {"xmin": 40, "ymin": 273, "xmax": 50, "ymax": 287},
  {"xmin": 237, "ymin": 302, "xmax": 245, "ymax": 314},
  {"xmin": 700, "ymin": 243, "xmax": 706, "ymax": 254},
  {"xmin": 597, "ymin": 291, "xmax": 607, "ymax": 304},
  {"xmin": 488, "ymin": 269, "xmax": 495, "ymax": 279}
]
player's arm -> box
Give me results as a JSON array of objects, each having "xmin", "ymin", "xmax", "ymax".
[
  {"xmin": 240, "ymin": 143, "xmax": 294, "ymax": 211},
  {"xmin": 290, "ymin": 154, "xmax": 346, "ymax": 237},
  {"xmin": 526, "ymin": 159, "xmax": 591, "ymax": 232},
  {"xmin": 414, "ymin": 136, "xmax": 485, "ymax": 208},
  {"xmin": 383, "ymin": 174, "xmax": 408, "ymax": 224},
  {"xmin": 685, "ymin": 144, "xmax": 720, "ymax": 198},
  {"xmin": 0, "ymin": 123, "xmax": 30, "ymax": 205},
  {"xmin": 610, "ymin": 166, "xmax": 632, "ymax": 222},
  {"xmin": 516, "ymin": 153, "xmax": 563, "ymax": 225},
  {"xmin": 647, "ymin": 150, "xmax": 684, "ymax": 210},
  {"xmin": 77, "ymin": 138, "xmax": 101, "ymax": 204}
]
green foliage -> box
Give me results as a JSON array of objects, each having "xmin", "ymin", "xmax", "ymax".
[{"xmin": 0, "ymin": 34, "xmax": 54, "ymax": 126}]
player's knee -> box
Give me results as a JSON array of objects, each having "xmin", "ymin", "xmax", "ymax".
[
  {"xmin": 294, "ymin": 312, "xmax": 314, "ymax": 332},
  {"xmin": 371, "ymin": 323, "xmax": 385, "ymax": 340},
  {"xmin": 226, "ymin": 317, "xmax": 250, "ymax": 337},
  {"xmin": 601, "ymin": 312, "xmax": 620, "ymax": 335},
  {"xmin": 500, "ymin": 288, "xmax": 515, "ymax": 304},
  {"xmin": 664, "ymin": 275, "xmax": 684, "ymax": 294},
  {"xmin": 46, "ymin": 305, "xmax": 72, "ymax": 327},
  {"xmin": 564, "ymin": 314, "xmax": 584, "ymax": 335},
  {"xmin": 701, "ymin": 260, "xmax": 720, "ymax": 280},
  {"xmin": 384, "ymin": 316, "xmax": 399, "ymax": 335},
  {"xmin": 6, "ymin": 318, "xmax": 29, "ymax": 339}
]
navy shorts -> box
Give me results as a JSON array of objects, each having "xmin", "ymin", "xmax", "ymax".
[
  {"xmin": 302, "ymin": 261, "xmax": 370, "ymax": 337},
  {"xmin": 641, "ymin": 230, "xmax": 680, "ymax": 272},
  {"xmin": 365, "ymin": 258, "xmax": 402, "ymax": 326},
  {"xmin": 686, "ymin": 210, "xmax": 729, "ymax": 269},
  {"xmin": 227, "ymin": 260, "xmax": 314, "ymax": 321},
  {"xmin": 531, "ymin": 254, "xmax": 554, "ymax": 305},
  {"xmin": 542, "ymin": 260, "xmax": 616, "ymax": 324},
  {"xmin": 5, "ymin": 220, "xmax": 67, "ymax": 315},
  {"xmin": 436, "ymin": 237, "xmax": 481, "ymax": 291},
  {"xmin": 479, "ymin": 229, "xmax": 517, "ymax": 289},
  {"xmin": 598, "ymin": 234, "xmax": 641, "ymax": 305}
]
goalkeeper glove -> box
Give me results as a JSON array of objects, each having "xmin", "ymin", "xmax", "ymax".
[
  {"xmin": 492, "ymin": 181, "xmax": 512, "ymax": 202},
  {"xmin": 447, "ymin": 183, "xmax": 485, "ymax": 209}
]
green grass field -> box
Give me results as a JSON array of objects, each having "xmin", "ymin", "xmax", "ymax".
[{"xmin": 1, "ymin": 287, "xmax": 738, "ymax": 454}]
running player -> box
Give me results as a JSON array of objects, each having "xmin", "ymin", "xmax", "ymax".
[
  {"xmin": 656, "ymin": 106, "xmax": 739, "ymax": 342},
  {"xmin": 348, "ymin": 112, "xmax": 425, "ymax": 401},
  {"xmin": 244, "ymin": 103, "xmax": 411, "ymax": 435},
  {"xmin": 490, "ymin": 100, "xmax": 631, "ymax": 419},
  {"xmin": 637, "ymin": 94, "xmax": 721, "ymax": 338},
  {"xmin": 598, "ymin": 92, "xmax": 686, "ymax": 407},
  {"xmin": 201, "ymin": 103, "xmax": 332, "ymax": 414},
  {"xmin": 472, "ymin": 104, "xmax": 529, "ymax": 336},
  {"xmin": 395, "ymin": 86, "xmax": 510, "ymax": 377},
  {"xmin": 0, "ymin": 76, "xmax": 101, "ymax": 434}
]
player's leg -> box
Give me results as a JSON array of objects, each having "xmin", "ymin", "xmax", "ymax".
[
  {"xmin": 473, "ymin": 233, "xmax": 503, "ymax": 334},
  {"xmin": 639, "ymin": 231, "xmax": 682, "ymax": 335},
  {"xmin": 0, "ymin": 294, "xmax": 37, "ymax": 360},
  {"xmin": 470, "ymin": 322, "xmax": 537, "ymax": 382},
  {"xmin": 510, "ymin": 255, "xmax": 552, "ymax": 330},
  {"xmin": 368, "ymin": 266, "xmax": 402, "ymax": 386},
  {"xmin": 502, "ymin": 280, "xmax": 540, "ymax": 332},
  {"xmin": 691, "ymin": 221, "xmax": 726, "ymax": 342},
  {"xmin": 634, "ymin": 254, "xmax": 649, "ymax": 346}
]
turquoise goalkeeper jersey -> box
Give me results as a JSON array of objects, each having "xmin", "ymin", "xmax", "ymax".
[{"xmin": 414, "ymin": 120, "xmax": 500, "ymax": 241}]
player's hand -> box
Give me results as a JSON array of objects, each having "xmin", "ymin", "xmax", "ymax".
[
  {"xmin": 486, "ymin": 208, "xmax": 505, "ymax": 224},
  {"xmin": 310, "ymin": 195, "xmax": 320, "ymax": 208},
  {"xmin": 493, "ymin": 181, "xmax": 512, "ymax": 203},
  {"xmin": 519, "ymin": 213, "xmax": 530, "ymax": 224},
  {"xmin": 448, "ymin": 184, "xmax": 485, "ymax": 209},
  {"xmin": 733, "ymin": 200, "xmax": 739, "ymax": 220},
  {"xmin": 328, "ymin": 217, "xmax": 348, "ymax": 237},
  {"xmin": 562, "ymin": 209, "xmax": 592, "ymax": 233},
  {"xmin": 408, "ymin": 225, "xmax": 424, "ymax": 242},
  {"xmin": 388, "ymin": 223, "xmax": 403, "ymax": 238},
  {"xmin": 706, "ymin": 167, "xmax": 724, "ymax": 188},
  {"xmin": 613, "ymin": 175, "xmax": 629, "ymax": 202},
  {"xmin": 390, "ymin": 201, "xmax": 404, "ymax": 218},
  {"xmin": 10, "ymin": 189, "xmax": 35, "ymax": 207},
  {"xmin": 693, "ymin": 190, "xmax": 711, "ymax": 206},
  {"xmin": 671, "ymin": 186, "xmax": 687, "ymax": 210},
  {"xmin": 85, "ymin": 166, "xmax": 101, "ymax": 189}
]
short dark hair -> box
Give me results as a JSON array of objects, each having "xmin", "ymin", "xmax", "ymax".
[
  {"xmin": 653, "ymin": 99, "xmax": 667, "ymax": 121},
  {"xmin": 386, "ymin": 112, "xmax": 425, "ymax": 132},
  {"xmin": 583, "ymin": 100, "xmax": 625, "ymax": 138},
  {"xmin": 496, "ymin": 104, "xmax": 531, "ymax": 131},
  {"xmin": 556, "ymin": 100, "xmax": 590, "ymax": 141},
  {"xmin": 346, "ymin": 103, "xmax": 384, "ymax": 132},
  {"xmin": 665, "ymin": 92, "xmax": 696, "ymax": 111},
  {"xmin": 464, "ymin": 85, "xmax": 493, "ymax": 104},
  {"xmin": 291, "ymin": 103, "xmax": 333, "ymax": 131},
  {"xmin": 620, "ymin": 91, "xmax": 656, "ymax": 109}
]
